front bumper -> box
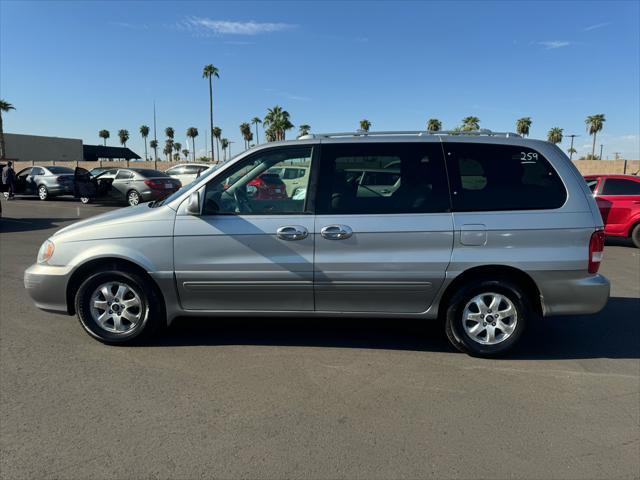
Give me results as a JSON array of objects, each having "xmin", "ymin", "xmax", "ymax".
[
  {"xmin": 532, "ymin": 271, "xmax": 611, "ymax": 316},
  {"xmin": 24, "ymin": 263, "xmax": 74, "ymax": 314}
]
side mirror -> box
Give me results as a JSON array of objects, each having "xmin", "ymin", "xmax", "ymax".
[{"xmin": 185, "ymin": 191, "xmax": 201, "ymax": 216}]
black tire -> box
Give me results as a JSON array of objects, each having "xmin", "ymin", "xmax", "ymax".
[
  {"xmin": 631, "ymin": 223, "xmax": 640, "ymax": 249},
  {"xmin": 127, "ymin": 189, "xmax": 141, "ymax": 206},
  {"xmin": 75, "ymin": 269, "xmax": 164, "ymax": 344},
  {"xmin": 38, "ymin": 185, "xmax": 49, "ymax": 201},
  {"xmin": 444, "ymin": 280, "xmax": 530, "ymax": 357}
]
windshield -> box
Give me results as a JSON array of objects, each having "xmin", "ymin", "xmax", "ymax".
[
  {"xmin": 151, "ymin": 164, "xmax": 221, "ymax": 207},
  {"xmin": 47, "ymin": 166, "xmax": 74, "ymax": 174}
]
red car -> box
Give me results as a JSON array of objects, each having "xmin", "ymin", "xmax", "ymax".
[
  {"xmin": 584, "ymin": 174, "xmax": 640, "ymax": 248},
  {"xmin": 247, "ymin": 173, "xmax": 288, "ymax": 200}
]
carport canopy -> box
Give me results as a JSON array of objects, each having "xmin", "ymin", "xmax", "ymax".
[{"xmin": 83, "ymin": 145, "xmax": 141, "ymax": 161}]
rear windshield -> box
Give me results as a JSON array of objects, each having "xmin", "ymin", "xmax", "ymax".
[
  {"xmin": 260, "ymin": 173, "xmax": 283, "ymax": 185},
  {"xmin": 131, "ymin": 169, "xmax": 169, "ymax": 178},
  {"xmin": 47, "ymin": 166, "xmax": 74, "ymax": 174}
]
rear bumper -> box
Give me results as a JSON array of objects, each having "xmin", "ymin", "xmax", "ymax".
[
  {"xmin": 532, "ymin": 271, "xmax": 610, "ymax": 316},
  {"xmin": 24, "ymin": 263, "xmax": 73, "ymax": 314},
  {"xmin": 140, "ymin": 188, "xmax": 178, "ymax": 201}
]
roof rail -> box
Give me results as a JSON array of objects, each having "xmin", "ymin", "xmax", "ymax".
[{"xmin": 299, "ymin": 129, "xmax": 521, "ymax": 139}]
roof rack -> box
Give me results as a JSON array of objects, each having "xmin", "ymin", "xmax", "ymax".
[{"xmin": 299, "ymin": 129, "xmax": 521, "ymax": 139}]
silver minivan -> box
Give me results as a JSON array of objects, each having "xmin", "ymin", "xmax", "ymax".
[{"xmin": 24, "ymin": 131, "xmax": 610, "ymax": 356}]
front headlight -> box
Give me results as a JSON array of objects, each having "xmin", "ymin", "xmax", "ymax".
[{"xmin": 37, "ymin": 239, "xmax": 55, "ymax": 264}]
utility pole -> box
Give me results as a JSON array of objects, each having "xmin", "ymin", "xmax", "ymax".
[
  {"xmin": 567, "ymin": 134, "xmax": 579, "ymax": 161},
  {"xmin": 599, "ymin": 144, "xmax": 603, "ymax": 160},
  {"xmin": 153, "ymin": 101, "xmax": 157, "ymax": 167},
  {"xmin": 228, "ymin": 141, "xmax": 235, "ymax": 158}
]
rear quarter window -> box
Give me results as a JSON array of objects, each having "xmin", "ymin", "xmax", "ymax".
[
  {"xmin": 601, "ymin": 178, "xmax": 640, "ymax": 195},
  {"xmin": 444, "ymin": 143, "xmax": 566, "ymax": 212}
]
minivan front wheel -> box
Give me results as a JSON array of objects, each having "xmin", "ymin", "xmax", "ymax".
[
  {"xmin": 75, "ymin": 270, "xmax": 163, "ymax": 344},
  {"xmin": 445, "ymin": 280, "xmax": 528, "ymax": 357}
]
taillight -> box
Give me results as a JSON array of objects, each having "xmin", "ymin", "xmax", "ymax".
[
  {"xmin": 588, "ymin": 230, "xmax": 605, "ymax": 274},
  {"xmin": 144, "ymin": 179, "xmax": 164, "ymax": 189}
]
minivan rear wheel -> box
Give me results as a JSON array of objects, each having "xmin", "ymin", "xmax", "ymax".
[
  {"xmin": 444, "ymin": 280, "xmax": 529, "ymax": 357},
  {"xmin": 75, "ymin": 270, "xmax": 163, "ymax": 344}
]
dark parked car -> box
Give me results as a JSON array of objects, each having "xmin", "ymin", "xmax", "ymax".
[
  {"xmin": 75, "ymin": 167, "xmax": 181, "ymax": 206},
  {"xmin": 12, "ymin": 165, "xmax": 76, "ymax": 200}
]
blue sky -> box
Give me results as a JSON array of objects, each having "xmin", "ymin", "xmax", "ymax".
[{"xmin": 1, "ymin": 0, "xmax": 639, "ymax": 160}]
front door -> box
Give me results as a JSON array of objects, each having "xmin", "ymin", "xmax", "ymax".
[
  {"xmin": 313, "ymin": 142, "xmax": 453, "ymax": 313},
  {"xmin": 173, "ymin": 146, "xmax": 316, "ymax": 311}
]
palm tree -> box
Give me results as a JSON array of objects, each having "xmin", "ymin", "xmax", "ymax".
[
  {"xmin": 263, "ymin": 106, "xmax": 294, "ymax": 141},
  {"xmin": 461, "ymin": 116, "xmax": 480, "ymax": 131},
  {"xmin": 516, "ymin": 117, "xmax": 532, "ymax": 137},
  {"xmin": 139, "ymin": 125, "xmax": 150, "ymax": 160},
  {"xmin": 298, "ymin": 124, "xmax": 311, "ymax": 138},
  {"xmin": 164, "ymin": 140, "xmax": 173, "ymax": 161},
  {"xmin": 547, "ymin": 127, "xmax": 563, "ymax": 145},
  {"xmin": 182, "ymin": 149, "xmax": 189, "ymax": 160},
  {"xmin": 427, "ymin": 118, "xmax": 442, "ymax": 132},
  {"xmin": 567, "ymin": 147, "xmax": 577, "ymax": 158},
  {"xmin": 99, "ymin": 129, "xmax": 110, "ymax": 146},
  {"xmin": 0, "ymin": 99, "xmax": 15, "ymax": 159},
  {"xmin": 149, "ymin": 139, "xmax": 158, "ymax": 162},
  {"xmin": 186, "ymin": 127, "xmax": 199, "ymax": 162},
  {"xmin": 212, "ymin": 126, "xmax": 222, "ymax": 163},
  {"xmin": 239, "ymin": 122, "xmax": 252, "ymax": 149},
  {"xmin": 585, "ymin": 114, "xmax": 606, "ymax": 158},
  {"xmin": 173, "ymin": 142, "xmax": 182, "ymax": 161},
  {"xmin": 202, "ymin": 64, "xmax": 220, "ymax": 162},
  {"xmin": 118, "ymin": 129, "xmax": 130, "ymax": 148},
  {"xmin": 162, "ymin": 144, "xmax": 171, "ymax": 161},
  {"xmin": 265, "ymin": 126, "xmax": 277, "ymax": 142},
  {"xmin": 251, "ymin": 117, "xmax": 262, "ymax": 144},
  {"xmin": 246, "ymin": 131, "xmax": 254, "ymax": 147},
  {"xmin": 165, "ymin": 127, "xmax": 174, "ymax": 141},
  {"xmin": 220, "ymin": 138, "xmax": 229, "ymax": 161},
  {"xmin": 359, "ymin": 119, "xmax": 372, "ymax": 131}
]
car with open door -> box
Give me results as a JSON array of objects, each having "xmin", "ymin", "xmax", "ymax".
[
  {"xmin": 74, "ymin": 167, "xmax": 181, "ymax": 206},
  {"xmin": 12, "ymin": 165, "xmax": 76, "ymax": 200}
]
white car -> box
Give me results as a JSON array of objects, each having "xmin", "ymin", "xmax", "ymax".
[{"xmin": 165, "ymin": 163, "xmax": 211, "ymax": 186}]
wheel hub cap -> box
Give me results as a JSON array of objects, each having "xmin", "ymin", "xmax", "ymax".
[
  {"xmin": 89, "ymin": 282, "xmax": 142, "ymax": 334},
  {"xmin": 462, "ymin": 292, "xmax": 518, "ymax": 345}
]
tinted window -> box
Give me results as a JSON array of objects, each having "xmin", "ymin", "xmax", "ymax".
[
  {"xmin": 586, "ymin": 179, "xmax": 599, "ymax": 192},
  {"xmin": 132, "ymin": 169, "xmax": 169, "ymax": 178},
  {"xmin": 601, "ymin": 178, "xmax": 640, "ymax": 195},
  {"xmin": 115, "ymin": 170, "xmax": 134, "ymax": 180},
  {"xmin": 31, "ymin": 167, "xmax": 45, "ymax": 176},
  {"xmin": 203, "ymin": 147, "xmax": 313, "ymax": 215},
  {"xmin": 444, "ymin": 143, "xmax": 566, "ymax": 211},
  {"xmin": 316, "ymin": 143, "xmax": 449, "ymax": 214},
  {"xmin": 47, "ymin": 166, "xmax": 74, "ymax": 174}
]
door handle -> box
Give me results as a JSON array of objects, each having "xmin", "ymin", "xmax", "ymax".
[
  {"xmin": 321, "ymin": 224, "xmax": 353, "ymax": 240},
  {"xmin": 277, "ymin": 225, "xmax": 308, "ymax": 241}
]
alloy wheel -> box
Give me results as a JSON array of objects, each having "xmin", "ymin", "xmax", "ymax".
[
  {"xmin": 462, "ymin": 292, "xmax": 518, "ymax": 345},
  {"xmin": 89, "ymin": 282, "xmax": 143, "ymax": 334}
]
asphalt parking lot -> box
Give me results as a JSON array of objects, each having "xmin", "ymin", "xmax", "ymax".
[{"xmin": 1, "ymin": 198, "xmax": 639, "ymax": 479}]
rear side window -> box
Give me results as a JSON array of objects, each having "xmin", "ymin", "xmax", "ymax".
[
  {"xmin": 316, "ymin": 143, "xmax": 449, "ymax": 214},
  {"xmin": 115, "ymin": 170, "xmax": 134, "ymax": 180},
  {"xmin": 31, "ymin": 167, "xmax": 45, "ymax": 176},
  {"xmin": 601, "ymin": 178, "xmax": 640, "ymax": 195},
  {"xmin": 444, "ymin": 143, "xmax": 566, "ymax": 211}
]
